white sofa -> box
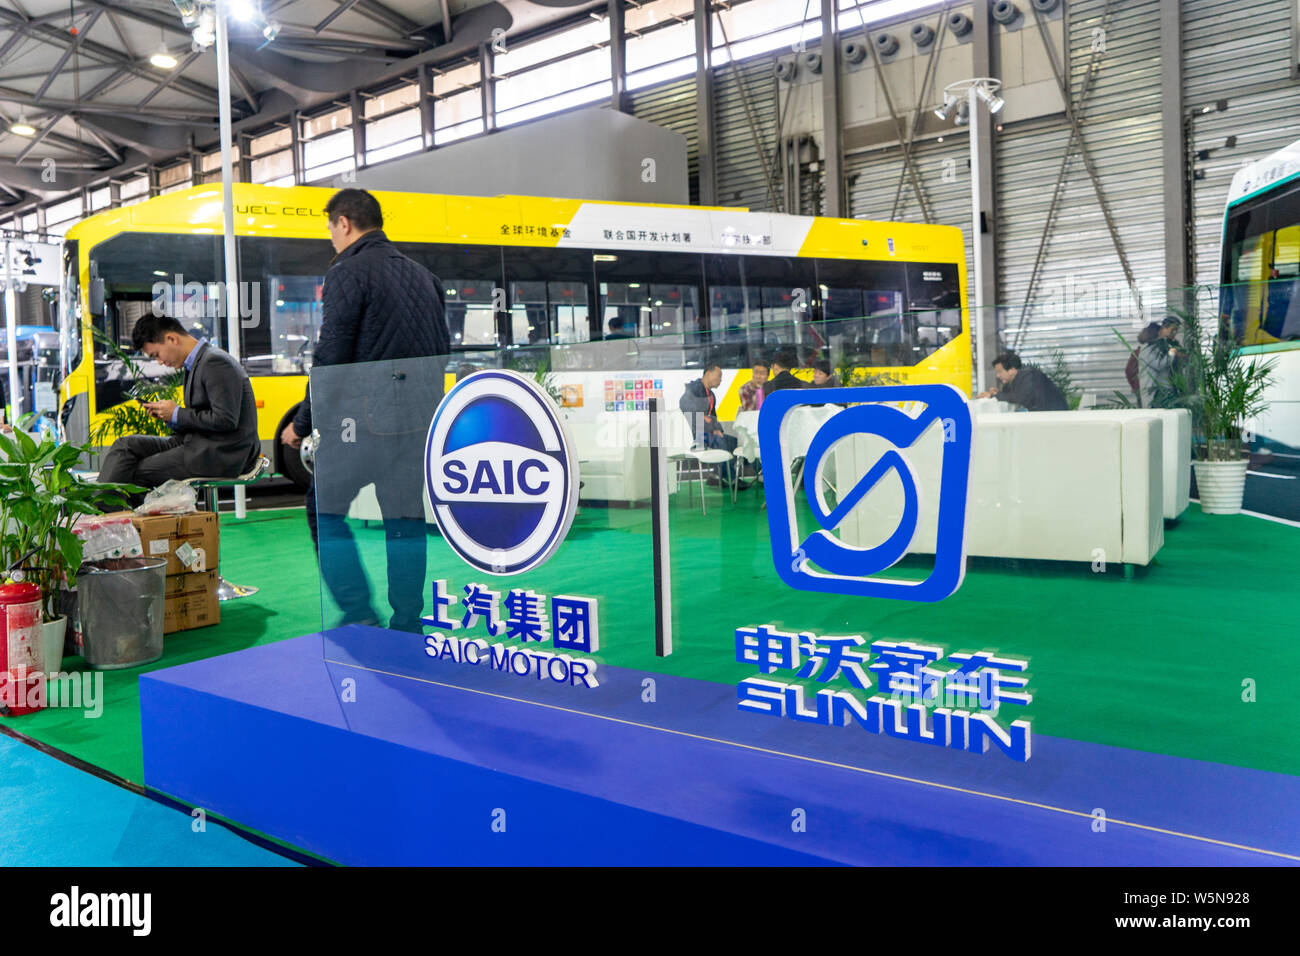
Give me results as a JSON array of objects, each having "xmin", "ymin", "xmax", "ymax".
[
  {"xmin": 1013, "ymin": 409, "xmax": 1190, "ymax": 521},
  {"xmin": 833, "ymin": 412, "xmax": 1164, "ymax": 566},
  {"xmin": 566, "ymin": 418, "xmax": 656, "ymax": 503}
]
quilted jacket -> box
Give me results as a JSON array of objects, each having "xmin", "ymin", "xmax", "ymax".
[{"xmin": 293, "ymin": 229, "xmax": 449, "ymax": 434}]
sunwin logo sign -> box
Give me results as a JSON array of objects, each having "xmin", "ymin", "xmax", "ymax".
[
  {"xmin": 425, "ymin": 370, "xmax": 578, "ymax": 575},
  {"xmin": 758, "ymin": 384, "xmax": 972, "ymax": 602}
]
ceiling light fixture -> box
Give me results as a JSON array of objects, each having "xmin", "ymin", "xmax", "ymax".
[{"xmin": 9, "ymin": 114, "xmax": 35, "ymax": 136}]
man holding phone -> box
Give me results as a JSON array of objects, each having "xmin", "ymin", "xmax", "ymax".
[{"xmin": 98, "ymin": 314, "xmax": 260, "ymax": 491}]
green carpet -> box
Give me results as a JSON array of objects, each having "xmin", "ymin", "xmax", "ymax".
[{"xmin": 4, "ymin": 494, "xmax": 1299, "ymax": 786}]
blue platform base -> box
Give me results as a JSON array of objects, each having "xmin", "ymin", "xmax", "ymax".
[{"xmin": 140, "ymin": 627, "xmax": 1300, "ymax": 866}]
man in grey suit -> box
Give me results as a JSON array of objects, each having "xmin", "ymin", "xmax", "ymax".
[{"xmin": 98, "ymin": 314, "xmax": 260, "ymax": 489}]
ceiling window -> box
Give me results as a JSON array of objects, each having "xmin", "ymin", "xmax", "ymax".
[
  {"xmin": 494, "ymin": 15, "xmax": 612, "ymax": 130},
  {"xmin": 432, "ymin": 57, "xmax": 484, "ymax": 145},
  {"xmin": 711, "ymin": 0, "xmax": 820, "ymax": 65},
  {"xmin": 626, "ymin": 14, "xmax": 695, "ymax": 91}
]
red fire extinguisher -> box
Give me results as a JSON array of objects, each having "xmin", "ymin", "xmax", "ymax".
[{"xmin": 0, "ymin": 582, "xmax": 45, "ymax": 716}]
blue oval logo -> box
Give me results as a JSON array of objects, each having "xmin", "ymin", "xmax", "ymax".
[{"xmin": 425, "ymin": 370, "xmax": 578, "ymax": 575}]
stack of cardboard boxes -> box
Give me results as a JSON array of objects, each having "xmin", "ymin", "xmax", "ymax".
[{"xmin": 122, "ymin": 510, "xmax": 221, "ymax": 633}]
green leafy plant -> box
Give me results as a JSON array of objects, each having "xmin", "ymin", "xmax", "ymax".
[
  {"xmin": 1044, "ymin": 349, "xmax": 1083, "ymax": 410},
  {"xmin": 0, "ymin": 430, "xmax": 140, "ymax": 620},
  {"xmin": 834, "ymin": 357, "xmax": 900, "ymax": 388},
  {"xmin": 1164, "ymin": 307, "xmax": 1275, "ymax": 461},
  {"xmin": 88, "ymin": 327, "xmax": 181, "ymax": 445},
  {"xmin": 507, "ymin": 354, "xmax": 563, "ymax": 404}
]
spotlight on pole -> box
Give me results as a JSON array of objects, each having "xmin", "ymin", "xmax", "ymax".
[
  {"xmin": 977, "ymin": 84, "xmax": 1005, "ymax": 114},
  {"xmin": 934, "ymin": 93, "xmax": 958, "ymax": 121}
]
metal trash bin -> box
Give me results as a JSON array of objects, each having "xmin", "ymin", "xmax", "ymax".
[{"xmin": 77, "ymin": 557, "xmax": 167, "ymax": 670}]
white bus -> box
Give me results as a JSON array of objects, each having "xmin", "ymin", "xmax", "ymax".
[{"xmin": 1220, "ymin": 140, "xmax": 1300, "ymax": 457}]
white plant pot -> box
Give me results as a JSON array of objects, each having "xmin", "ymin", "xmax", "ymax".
[
  {"xmin": 1194, "ymin": 459, "xmax": 1249, "ymax": 515},
  {"xmin": 41, "ymin": 616, "xmax": 67, "ymax": 672}
]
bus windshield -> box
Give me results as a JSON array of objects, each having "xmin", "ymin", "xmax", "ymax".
[{"xmin": 1222, "ymin": 178, "xmax": 1300, "ymax": 342}]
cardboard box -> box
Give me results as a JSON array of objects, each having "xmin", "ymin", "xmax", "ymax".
[
  {"xmin": 107, "ymin": 510, "xmax": 220, "ymax": 576},
  {"xmin": 164, "ymin": 569, "xmax": 220, "ymax": 634}
]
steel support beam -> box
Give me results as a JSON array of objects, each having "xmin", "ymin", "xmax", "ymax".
[
  {"xmin": 33, "ymin": 9, "xmax": 102, "ymax": 102},
  {"xmin": 0, "ymin": 7, "xmax": 221, "ymax": 105},
  {"xmin": 714, "ymin": 12, "xmax": 779, "ymax": 211},
  {"xmin": 417, "ymin": 62, "xmax": 433, "ymax": 150},
  {"xmin": 137, "ymin": 51, "xmax": 204, "ymax": 109},
  {"xmin": 290, "ymin": 110, "xmax": 303, "ymax": 184},
  {"xmin": 1161, "ymin": 0, "xmax": 1188, "ymax": 312},
  {"xmin": 820, "ymin": 0, "xmax": 844, "ymax": 217},
  {"xmin": 970, "ymin": 0, "xmax": 999, "ymax": 373},
  {"xmin": 891, "ymin": 1, "xmax": 950, "ymax": 219},
  {"xmin": 861, "ymin": 4, "xmax": 930, "ymax": 222},
  {"xmin": 479, "ymin": 42, "xmax": 495, "ymax": 134},
  {"xmin": 1012, "ymin": 0, "xmax": 1139, "ymax": 348},
  {"xmin": 13, "ymin": 113, "xmax": 61, "ymax": 165},
  {"xmin": 315, "ymin": 0, "xmax": 367, "ymax": 34},
  {"xmin": 609, "ymin": 0, "xmax": 627, "ymax": 112},
  {"xmin": 350, "ymin": 89, "xmax": 365, "ymax": 171},
  {"xmin": 693, "ymin": 0, "xmax": 716, "ymax": 205}
]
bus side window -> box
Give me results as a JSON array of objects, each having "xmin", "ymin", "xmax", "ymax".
[
  {"xmin": 238, "ymin": 236, "xmax": 332, "ymax": 374},
  {"xmin": 1264, "ymin": 224, "xmax": 1300, "ymax": 339},
  {"xmin": 594, "ymin": 250, "xmax": 704, "ymax": 343},
  {"xmin": 734, "ymin": 256, "xmax": 816, "ymax": 355},
  {"xmin": 502, "ymin": 247, "xmax": 598, "ymax": 346},
  {"xmin": 905, "ymin": 263, "xmax": 962, "ymax": 358},
  {"xmin": 400, "ymin": 243, "xmax": 504, "ymax": 349},
  {"xmin": 815, "ymin": 259, "xmax": 907, "ymax": 367}
]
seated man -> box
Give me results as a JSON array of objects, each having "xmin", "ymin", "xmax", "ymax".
[
  {"xmin": 976, "ymin": 350, "xmax": 1068, "ymax": 411},
  {"xmin": 680, "ymin": 363, "xmax": 740, "ymax": 486},
  {"xmin": 810, "ymin": 361, "xmax": 836, "ymax": 387},
  {"xmin": 763, "ymin": 350, "xmax": 806, "ymax": 396},
  {"xmin": 739, "ymin": 361, "xmax": 769, "ymax": 411},
  {"xmin": 98, "ymin": 315, "xmax": 260, "ymax": 491}
]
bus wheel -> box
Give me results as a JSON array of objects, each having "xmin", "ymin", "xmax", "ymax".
[{"xmin": 276, "ymin": 405, "xmax": 312, "ymax": 493}]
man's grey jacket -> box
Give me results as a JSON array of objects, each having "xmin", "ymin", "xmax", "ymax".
[{"xmin": 172, "ymin": 342, "xmax": 261, "ymax": 476}]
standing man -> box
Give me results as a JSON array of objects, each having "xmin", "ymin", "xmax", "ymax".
[
  {"xmin": 1137, "ymin": 316, "xmax": 1184, "ymax": 409},
  {"xmin": 280, "ymin": 188, "xmax": 449, "ymax": 633},
  {"xmin": 99, "ymin": 314, "xmax": 259, "ymax": 491},
  {"xmin": 976, "ymin": 351, "xmax": 1069, "ymax": 411}
]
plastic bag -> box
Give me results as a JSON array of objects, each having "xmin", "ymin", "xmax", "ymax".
[
  {"xmin": 135, "ymin": 478, "xmax": 198, "ymax": 516},
  {"xmin": 71, "ymin": 514, "xmax": 143, "ymax": 561}
]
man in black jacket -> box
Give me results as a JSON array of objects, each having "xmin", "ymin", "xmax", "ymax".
[
  {"xmin": 280, "ymin": 189, "xmax": 449, "ymax": 632},
  {"xmin": 977, "ymin": 350, "xmax": 1068, "ymax": 411},
  {"xmin": 99, "ymin": 314, "xmax": 259, "ymax": 491},
  {"xmin": 762, "ymin": 350, "xmax": 806, "ymax": 397}
]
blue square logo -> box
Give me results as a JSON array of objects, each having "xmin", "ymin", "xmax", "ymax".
[{"xmin": 757, "ymin": 384, "xmax": 972, "ymax": 602}]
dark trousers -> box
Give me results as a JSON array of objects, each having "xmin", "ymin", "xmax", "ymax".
[
  {"xmin": 99, "ymin": 435, "xmax": 188, "ymax": 488},
  {"xmin": 306, "ymin": 473, "xmax": 428, "ymax": 633}
]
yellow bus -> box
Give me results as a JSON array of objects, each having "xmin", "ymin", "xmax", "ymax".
[{"xmin": 59, "ymin": 183, "xmax": 970, "ymax": 489}]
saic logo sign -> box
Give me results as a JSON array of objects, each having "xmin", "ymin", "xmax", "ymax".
[
  {"xmin": 425, "ymin": 370, "xmax": 578, "ymax": 575},
  {"xmin": 758, "ymin": 384, "xmax": 972, "ymax": 602}
]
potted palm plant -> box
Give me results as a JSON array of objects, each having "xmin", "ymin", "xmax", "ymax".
[
  {"xmin": 0, "ymin": 429, "xmax": 138, "ymax": 668},
  {"xmin": 1162, "ymin": 307, "xmax": 1274, "ymax": 514}
]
